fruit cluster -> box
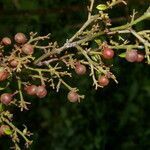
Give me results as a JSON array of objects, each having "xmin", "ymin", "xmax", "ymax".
[{"xmin": 0, "ymin": 0, "xmax": 149, "ymax": 149}]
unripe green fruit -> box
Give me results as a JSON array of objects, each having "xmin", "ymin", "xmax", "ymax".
[{"xmin": 0, "ymin": 125, "xmax": 11, "ymax": 136}]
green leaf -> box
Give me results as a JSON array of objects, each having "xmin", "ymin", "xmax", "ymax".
[
  {"xmin": 4, "ymin": 128, "xmax": 13, "ymax": 135},
  {"xmin": 96, "ymin": 4, "xmax": 108, "ymax": 11},
  {"xmin": 119, "ymin": 52, "xmax": 126, "ymax": 58},
  {"xmin": 0, "ymin": 87, "xmax": 5, "ymax": 91}
]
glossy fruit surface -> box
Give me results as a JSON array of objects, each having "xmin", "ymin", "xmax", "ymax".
[
  {"xmin": 22, "ymin": 44, "xmax": 34, "ymax": 55},
  {"xmin": 25, "ymin": 85, "xmax": 37, "ymax": 96},
  {"xmin": 75, "ymin": 63, "xmax": 86, "ymax": 75},
  {"xmin": 14, "ymin": 33, "xmax": 27, "ymax": 44},
  {"xmin": 125, "ymin": 50, "xmax": 138, "ymax": 62},
  {"xmin": 2, "ymin": 37, "xmax": 11, "ymax": 45},
  {"xmin": 67, "ymin": 91, "xmax": 78, "ymax": 102},
  {"xmin": 98, "ymin": 75, "xmax": 109, "ymax": 86},
  {"xmin": 102, "ymin": 47, "xmax": 114, "ymax": 59},
  {"xmin": 0, "ymin": 68, "xmax": 9, "ymax": 81},
  {"xmin": 36, "ymin": 85, "xmax": 47, "ymax": 98},
  {"xmin": 136, "ymin": 53, "xmax": 145, "ymax": 62},
  {"xmin": 0, "ymin": 93, "xmax": 13, "ymax": 105}
]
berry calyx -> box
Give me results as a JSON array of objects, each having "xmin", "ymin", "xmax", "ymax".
[
  {"xmin": 0, "ymin": 93, "xmax": 13, "ymax": 105},
  {"xmin": 14, "ymin": 33, "xmax": 27, "ymax": 44},
  {"xmin": 0, "ymin": 125, "xmax": 11, "ymax": 136},
  {"xmin": 0, "ymin": 68, "xmax": 9, "ymax": 82},
  {"xmin": 2, "ymin": 37, "xmax": 12, "ymax": 45},
  {"xmin": 125, "ymin": 50, "xmax": 138, "ymax": 62},
  {"xmin": 36, "ymin": 85, "xmax": 47, "ymax": 98},
  {"xmin": 67, "ymin": 91, "xmax": 79, "ymax": 102},
  {"xmin": 75, "ymin": 63, "xmax": 86, "ymax": 75},
  {"xmin": 98, "ymin": 75, "xmax": 109, "ymax": 87},
  {"xmin": 22, "ymin": 44, "xmax": 34, "ymax": 55},
  {"xmin": 136, "ymin": 53, "xmax": 145, "ymax": 62},
  {"xmin": 9, "ymin": 59, "xmax": 19, "ymax": 68},
  {"xmin": 25, "ymin": 85, "xmax": 37, "ymax": 96},
  {"xmin": 102, "ymin": 47, "xmax": 114, "ymax": 59}
]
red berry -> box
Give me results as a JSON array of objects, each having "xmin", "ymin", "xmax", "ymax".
[
  {"xmin": 36, "ymin": 85, "xmax": 47, "ymax": 98},
  {"xmin": 98, "ymin": 75, "xmax": 109, "ymax": 86},
  {"xmin": 22, "ymin": 44, "xmax": 34, "ymax": 55},
  {"xmin": 136, "ymin": 53, "xmax": 145, "ymax": 62},
  {"xmin": 75, "ymin": 63, "xmax": 86, "ymax": 75},
  {"xmin": 0, "ymin": 68, "xmax": 9, "ymax": 82},
  {"xmin": 25, "ymin": 85, "xmax": 37, "ymax": 96},
  {"xmin": 2, "ymin": 37, "xmax": 11, "ymax": 45},
  {"xmin": 102, "ymin": 47, "xmax": 114, "ymax": 59},
  {"xmin": 125, "ymin": 50, "xmax": 138, "ymax": 62},
  {"xmin": 67, "ymin": 91, "xmax": 79, "ymax": 102},
  {"xmin": 0, "ymin": 125, "xmax": 10, "ymax": 136},
  {"xmin": 14, "ymin": 33, "xmax": 27, "ymax": 44},
  {"xmin": 0, "ymin": 93, "xmax": 13, "ymax": 105},
  {"xmin": 9, "ymin": 59, "xmax": 19, "ymax": 67}
]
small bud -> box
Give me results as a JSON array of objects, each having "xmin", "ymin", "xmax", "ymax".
[{"xmin": 96, "ymin": 4, "xmax": 108, "ymax": 11}]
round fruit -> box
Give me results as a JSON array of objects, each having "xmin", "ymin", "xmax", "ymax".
[
  {"xmin": 14, "ymin": 33, "xmax": 27, "ymax": 44},
  {"xmin": 75, "ymin": 63, "xmax": 86, "ymax": 75},
  {"xmin": 36, "ymin": 85, "xmax": 47, "ymax": 98},
  {"xmin": 125, "ymin": 50, "xmax": 138, "ymax": 62},
  {"xmin": 0, "ymin": 125, "xmax": 10, "ymax": 136},
  {"xmin": 102, "ymin": 47, "xmax": 114, "ymax": 59},
  {"xmin": 98, "ymin": 75, "xmax": 109, "ymax": 86},
  {"xmin": 0, "ymin": 93, "xmax": 13, "ymax": 105},
  {"xmin": 9, "ymin": 59, "xmax": 19, "ymax": 67},
  {"xmin": 25, "ymin": 85, "xmax": 37, "ymax": 96},
  {"xmin": 136, "ymin": 53, "xmax": 145, "ymax": 62},
  {"xmin": 0, "ymin": 68, "xmax": 9, "ymax": 82},
  {"xmin": 67, "ymin": 91, "xmax": 79, "ymax": 102},
  {"xmin": 22, "ymin": 44, "xmax": 34, "ymax": 55},
  {"xmin": 2, "ymin": 37, "xmax": 11, "ymax": 45}
]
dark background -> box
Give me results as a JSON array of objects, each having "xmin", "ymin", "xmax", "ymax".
[{"xmin": 0, "ymin": 0, "xmax": 150, "ymax": 149}]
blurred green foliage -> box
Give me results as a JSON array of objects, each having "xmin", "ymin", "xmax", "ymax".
[{"xmin": 0, "ymin": 0, "xmax": 150, "ymax": 149}]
